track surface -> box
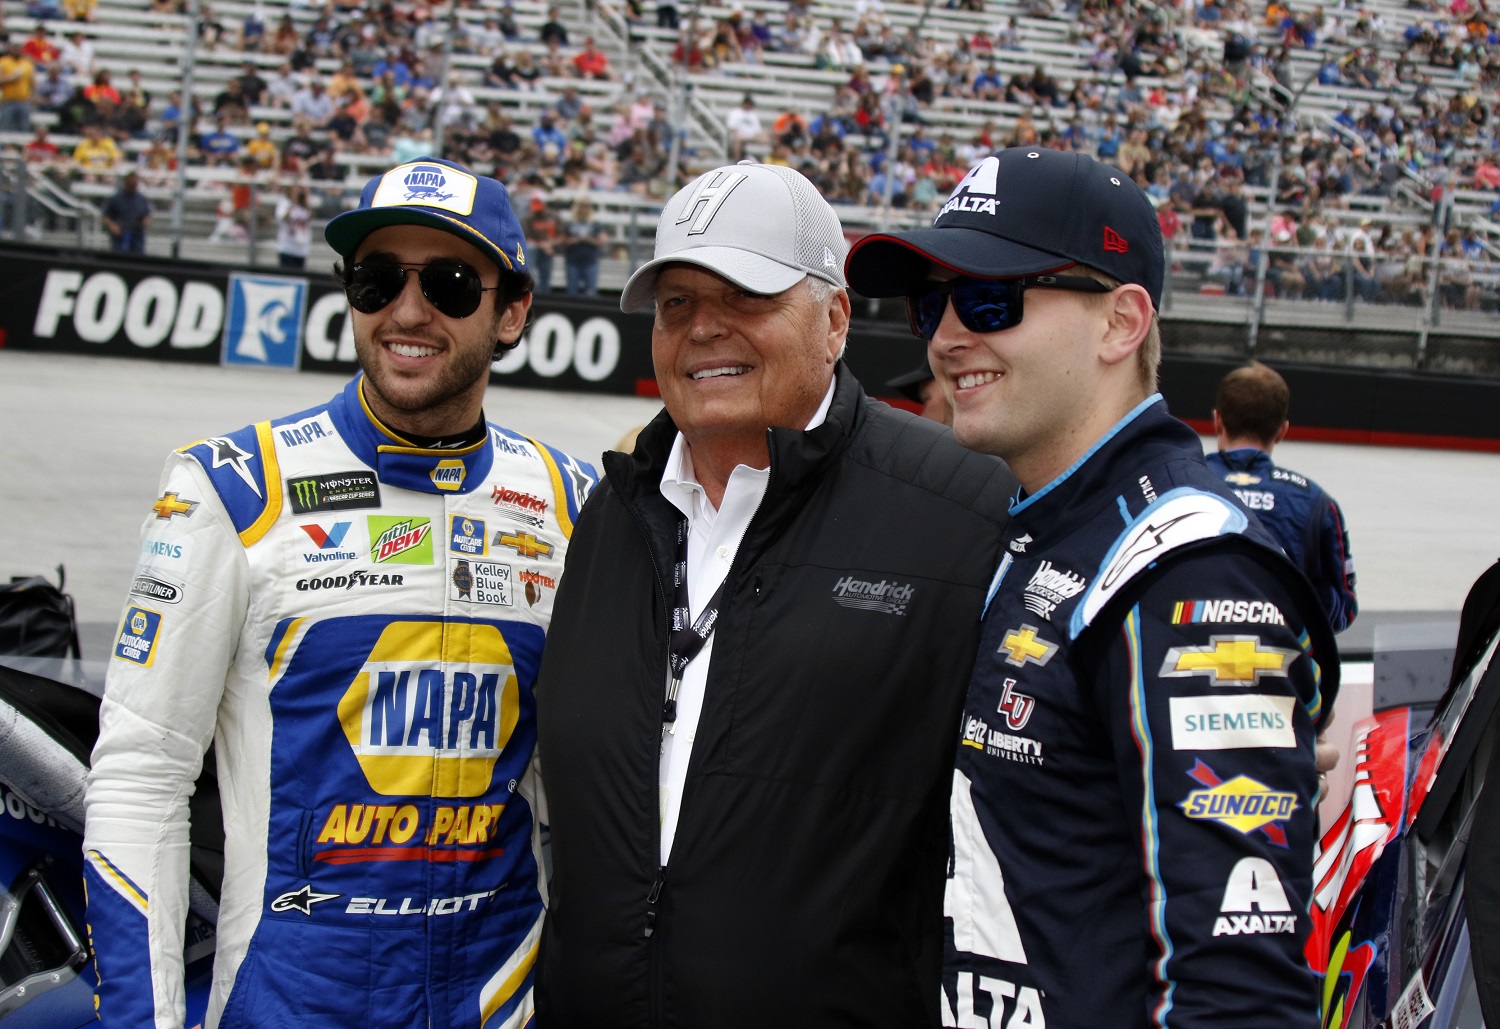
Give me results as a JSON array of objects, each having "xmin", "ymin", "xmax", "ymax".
[{"xmin": 3, "ymin": 349, "xmax": 1498, "ymax": 656}]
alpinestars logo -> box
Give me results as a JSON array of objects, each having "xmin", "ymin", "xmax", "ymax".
[
  {"xmin": 1022, "ymin": 560, "xmax": 1086, "ymax": 617},
  {"xmin": 271, "ymin": 884, "xmax": 341, "ymax": 915},
  {"xmin": 831, "ymin": 575, "xmax": 914, "ymax": 615}
]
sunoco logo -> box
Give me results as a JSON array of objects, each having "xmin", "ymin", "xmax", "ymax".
[{"xmin": 831, "ymin": 575, "xmax": 914, "ymax": 616}]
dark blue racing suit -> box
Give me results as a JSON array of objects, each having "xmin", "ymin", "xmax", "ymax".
[
  {"xmin": 944, "ymin": 397, "xmax": 1339, "ymax": 1029},
  {"xmin": 1206, "ymin": 447, "xmax": 1357, "ymax": 632}
]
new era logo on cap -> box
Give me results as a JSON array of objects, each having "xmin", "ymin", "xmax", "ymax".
[
  {"xmin": 371, "ymin": 162, "xmax": 478, "ymax": 216},
  {"xmin": 1103, "ymin": 227, "xmax": 1129, "ymax": 253}
]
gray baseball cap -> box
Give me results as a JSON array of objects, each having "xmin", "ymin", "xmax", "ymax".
[{"xmin": 620, "ymin": 161, "xmax": 847, "ymax": 313}]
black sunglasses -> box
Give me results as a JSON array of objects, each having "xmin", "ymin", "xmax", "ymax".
[
  {"xmin": 906, "ymin": 274, "xmax": 1114, "ymax": 340},
  {"xmin": 345, "ymin": 260, "xmax": 501, "ymax": 319}
]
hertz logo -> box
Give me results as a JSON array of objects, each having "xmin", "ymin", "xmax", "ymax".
[{"xmin": 337, "ymin": 621, "xmax": 519, "ymax": 797}]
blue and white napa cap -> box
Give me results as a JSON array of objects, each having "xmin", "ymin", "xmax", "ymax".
[{"xmin": 325, "ymin": 157, "xmax": 528, "ymax": 274}]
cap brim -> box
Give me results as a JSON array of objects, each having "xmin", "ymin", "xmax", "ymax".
[
  {"xmin": 325, "ymin": 207, "xmax": 514, "ymax": 272},
  {"xmin": 620, "ymin": 247, "xmax": 806, "ymax": 313},
  {"xmin": 885, "ymin": 364, "xmax": 933, "ymax": 402},
  {"xmin": 845, "ymin": 227, "xmax": 1075, "ymax": 298}
]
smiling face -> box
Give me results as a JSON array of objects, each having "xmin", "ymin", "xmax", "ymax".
[
  {"xmin": 651, "ymin": 264, "xmax": 847, "ymax": 464},
  {"xmin": 350, "ymin": 223, "xmax": 530, "ymax": 437},
  {"xmin": 927, "ymin": 273, "xmax": 1116, "ymax": 491}
]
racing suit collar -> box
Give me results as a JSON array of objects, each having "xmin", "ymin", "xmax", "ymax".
[
  {"xmin": 1215, "ymin": 446, "xmax": 1273, "ymax": 471},
  {"xmin": 327, "ymin": 375, "xmax": 496, "ymax": 495}
]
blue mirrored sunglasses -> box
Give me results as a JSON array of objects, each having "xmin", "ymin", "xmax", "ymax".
[{"xmin": 906, "ymin": 274, "xmax": 1114, "ymax": 340}]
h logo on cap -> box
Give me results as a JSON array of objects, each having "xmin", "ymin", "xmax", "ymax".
[{"xmin": 676, "ymin": 170, "xmax": 748, "ymax": 235}]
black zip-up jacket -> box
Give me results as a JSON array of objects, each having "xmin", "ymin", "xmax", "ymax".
[{"xmin": 535, "ymin": 364, "xmax": 1017, "ymax": 1029}]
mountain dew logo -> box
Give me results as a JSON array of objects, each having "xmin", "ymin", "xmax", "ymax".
[{"xmin": 368, "ymin": 516, "xmax": 433, "ymax": 565}]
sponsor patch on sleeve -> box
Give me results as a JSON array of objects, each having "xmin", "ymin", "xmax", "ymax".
[
  {"xmin": 114, "ymin": 606, "xmax": 163, "ymax": 666},
  {"xmin": 1169, "ymin": 694, "xmax": 1296, "ymax": 750}
]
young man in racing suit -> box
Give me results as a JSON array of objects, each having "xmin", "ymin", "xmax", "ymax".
[
  {"xmin": 1207, "ymin": 360, "xmax": 1358, "ymax": 633},
  {"xmin": 83, "ymin": 157, "xmax": 595, "ymax": 1029},
  {"xmin": 847, "ymin": 146, "xmax": 1339, "ymax": 1028}
]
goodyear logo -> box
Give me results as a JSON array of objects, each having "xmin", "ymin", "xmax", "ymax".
[
  {"xmin": 1160, "ymin": 635, "xmax": 1297, "ymax": 686},
  {"xmin": 114, "ymin": 606, "xmax": 163, "ymax": 666},
  {"xmin": 1179, "ymin": 759, "xmax": 1297, "ymax": 845},
  {"xmin": 450, "ymin": 515, "xmax": 486, "ymax": 556},
  {"xmin": 336, "ymin": 621, "xmax": 519, "ymax": 797},
  {"xmin": 367, "ymin": 516, "xmax": 433, "ymax": 565},
  {"xmin": 430, "ymin": 460, "xmax": 465, "ymax": 492}
]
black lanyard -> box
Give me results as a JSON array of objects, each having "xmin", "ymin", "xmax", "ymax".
[{"xmin": 663, "ymin": 517, "xmax": 727, "ymax": 733}]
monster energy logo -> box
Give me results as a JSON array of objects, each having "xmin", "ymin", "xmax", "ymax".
[{"xmin": 286, "ymin": 470, "xmax": 382, "ymax": 514}]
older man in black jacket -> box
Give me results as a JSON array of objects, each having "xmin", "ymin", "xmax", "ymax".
[{"xmin": 534, "ymin": 163, "xmax": 1016, "ymax": 1028}]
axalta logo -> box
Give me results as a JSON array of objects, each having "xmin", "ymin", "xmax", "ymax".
[
  {"xmin": 939, "ymin": 155, "xmax": 1001, "ymax": 218},
  {"xmin": 368, "ymin": 516, "xmax": 433, "ymax": 564},
  {"xmin": 1214, "ymin": 857, "xmax": 1295, "ymax": 936},
  {"xmin": 33, "ymin": 270, "xmax": 224, "ymax": 350},
  {"xmin": 491, "ymin": 486, "xmax": 547, "ymax": 513},
  {"xmin": 1160, "ymin": 635, "xmax": 1298, "ymax": 686},
  {"xmin": 831, "ymin": 575, "xmax": 914, "ymax": 615},
  {"xmin": 337, "ymin": 621, "xmax": 519, "ymax": 797},
  {"xmin": 430, "ymin": 460, "xmax": 465, "ymax": 492},
  {"xmin": 943, "ymin": 972, "xmax": 1045, "ymax": 1029},
  {"xmin": 1180, "ymin": 760, "xmax": 1298, "ymax": 845},
  {"xmin": 1170, "ymin": 600, "xmax": 1285, "ymax": 626},
  {"xmin": 1022, "ymin": 560, "xmax": 1085, "ymax": 618}
]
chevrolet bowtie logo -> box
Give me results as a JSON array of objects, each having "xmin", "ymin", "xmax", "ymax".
[
  {"xmin": 495, "ymin": 531, "xmax": 552, "ymax": 559},
  {"xmin": 999, "ymin": 625, "xmax": 1057, "ymax": 668},
  {"xmin": 1224, "ymin": 472, "xmax": 1260, "ymax": 486},
  {"xmin": 1161, "ymin": 635, "xmax": 1298, "ymax": 686},
  {"xmin": 152, "ymin": 492, "xmax": 199, "ymax": 520}
]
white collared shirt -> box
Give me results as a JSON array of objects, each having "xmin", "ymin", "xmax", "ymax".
[{"xmin": 655, "ymin": 377, "xmax": 835, "ymax": 863}]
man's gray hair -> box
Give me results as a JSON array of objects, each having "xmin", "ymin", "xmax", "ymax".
[{"xmin": 802, "ymin": 275, "xmax": 850, "ymax": 360}]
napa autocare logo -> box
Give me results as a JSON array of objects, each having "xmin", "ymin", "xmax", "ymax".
[
  {"xmin": 830, "ymin": 575, "xmax": 914, "ymax": 615},
  {"xmin": 114, "ymin": 606, "xmax": 162, "ymax": 666},
  {"xmin": 368, "ymin": 516, "xmax": 433, "ymax": 565},
  {"xmin": 287, "ymin": 471, "xmax": 381, "ymax": 514}
]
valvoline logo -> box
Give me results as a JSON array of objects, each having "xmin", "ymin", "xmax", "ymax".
[
  {"xmin": 336, "ymin": 621, "xmax": 520, "ymax": 797},
  {"xmin": 402, "ymin": 165, "xmax": 454, "ymax": 202}
]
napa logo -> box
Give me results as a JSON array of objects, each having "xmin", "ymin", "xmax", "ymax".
[
  {"xmin": 429, "ymin": 459, "xmax": 465, "ymax": 492},
  {"xmin": 222, "ymin": 273, "xmax": 307, "ymax": 370},
  {"xmin": 371, "ymin": 162, "xmax": 477, "ymax": 216},
  {"xmin": 336, "ymin": 621, "xmax": 520, "ymax": 797},
  {"xmin": 114, "ymin": 606, "xmax": 163, "ymax": 666}
]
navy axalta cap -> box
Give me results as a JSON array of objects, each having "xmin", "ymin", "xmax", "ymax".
[
  {"xmin": 845, "ymin": 147, "xmax": 1163, "ymax": 308},
  {"xmin": 325, "ymin": 157, "xmax": 529, "ymax": 274}
]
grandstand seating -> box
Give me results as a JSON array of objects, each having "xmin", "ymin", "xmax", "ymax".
[{"xmin": 0, "ymin": 0, "xmax": 1495, "ymax": 332}]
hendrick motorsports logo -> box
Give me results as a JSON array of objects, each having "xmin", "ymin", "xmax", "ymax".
[{"xmin": 831, "ymin": 575, "xmax": 914, "ymax": 616}]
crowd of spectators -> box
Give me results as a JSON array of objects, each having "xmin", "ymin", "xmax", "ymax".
[{"xmin": 0, "ymin": 0, "xmax": 1496, "ymax": 304}]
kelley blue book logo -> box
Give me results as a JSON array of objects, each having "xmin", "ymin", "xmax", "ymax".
[{"xmin": 223, "ymin": 273, "xmax": 307, "ymax": 370}]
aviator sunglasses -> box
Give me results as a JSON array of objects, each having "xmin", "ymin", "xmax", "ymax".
[
  {"xmin": 906, "ymin": 273, "xmax": 1114, "ymax": 340},
  {"xmin": 345, "ymin": 260, "xmax": 501, "ymax": 319}
]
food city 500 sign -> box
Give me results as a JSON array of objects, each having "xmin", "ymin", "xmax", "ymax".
[{"xmin": 7, "ymin": 250, "xmax": 649, "ymax": 392}]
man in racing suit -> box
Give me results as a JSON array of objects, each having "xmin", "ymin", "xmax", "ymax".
[
  {"xmin": 847, "ymin": 146, "xmax": 1339, "ymax": 1028},
  {"xmin": 1207, "ymin": 361, "xmax": 1358, "ymax": 632},
  {"xmin": 83, "ymin": 157, "xmax": 595, "ymax": 1029}
]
